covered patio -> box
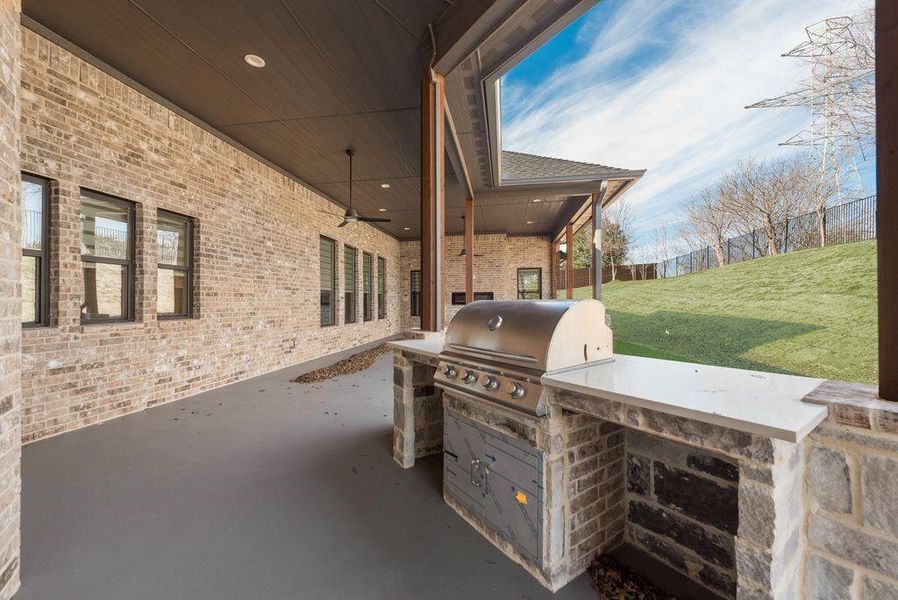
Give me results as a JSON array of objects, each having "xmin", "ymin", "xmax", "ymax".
[{"xmin": 0, "ymin": 1, "xmax": 897, "ymax": 599}]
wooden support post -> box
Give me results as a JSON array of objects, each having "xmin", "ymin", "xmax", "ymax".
[
  {"xmin": 565, "ymin": 223, "xmax": 574, "ymax": 299},
  {"xmin": 465, "ymin": 196, "xmax": 474, "ymax": 304},
  {"xmin": 877, "ymin": 0, "xmax": 897, "ymax": 400},
  {"xmin": 592, "ymin": 181, "xmax": 607, "ymax": 301},
  {"xmin": 550, "ymin": 241, "xmax": 558, "ymax": 299},
  {"xmin": 420, "ymin": 70, "xmax": 446, "ymax": 331}
]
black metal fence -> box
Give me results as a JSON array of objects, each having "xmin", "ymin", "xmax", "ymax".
[{"xmin": 657, "ymin": 195, "xmax": 877, "ymax": 278}]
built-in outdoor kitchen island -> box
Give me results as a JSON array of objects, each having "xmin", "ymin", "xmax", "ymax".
[{"xmin": 389, "ymin": 300, "xmax": 828, "ymax": 599}]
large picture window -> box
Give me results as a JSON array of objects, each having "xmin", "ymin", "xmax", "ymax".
[
  {"xmin": 410, "ymin": 270, "xmax": 421, "ymax": 317},
  {"xmin": 344, "ymin": 245, "xmax": 357, "ymax": 324},
  {"xmin": 517, "ymin": 268, "xmax": 542, "ymax": 299},
  {"xmin": 80, "ymin": 190, "xmax": 135, "ymax": 323},
  {"xmin": 157, "ymin": 210, "xmax": 193, "ymax": 318},
  {"xmin": 22, "ymin": 174, "xmax": 50, "ymax": 326},
  {"xmin": 377, "ymin": 256, "xmax": 386, "ymax": 319},
  {"xmin": 320, "ymin": 236, "xmax": 336, "ymax": 326},
  {"xmin": 363, "ymin": 252, "xmax": 373, "ymax": 321}
]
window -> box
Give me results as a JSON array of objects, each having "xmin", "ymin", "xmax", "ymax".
[
  {"xmin": 363, "ymin": 252, "xmax": 373, "ymax": 321},
  {"xmin": 21, "ymin": 174, "xmax": 50, "ymax": 326},
  {"xmin": 344, "ymin": 245, "xmax": 357, "ymax": 324},
  {"xmin": 517, "ymin": 268, "xmax": 542, "ymax": 299},
  {"xmin": 157, "ymin": 210, "xmax": 193, "ymax": 318},
  {"xmin": 410, "ymin": 270, "xmax": 421, "ymax": 317},
  {"xmin": 451, "ymin": 291, "xmax": 494, "ymax": 305},
  {"xmin": 377, "ymin": 256, "xmax": 386, "ymax": 319},
  {"xmin": 80, "ymin": 190, "xmax": 135, "ymax": 323},
  {"xmin": 320, "ymin": 236, "xmax": 336, "ymax": 326}
]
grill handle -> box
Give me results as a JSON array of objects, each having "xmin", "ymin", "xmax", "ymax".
[{"xmin": 470, "ymin": 459, "xmax": 482, "ymax": 487}]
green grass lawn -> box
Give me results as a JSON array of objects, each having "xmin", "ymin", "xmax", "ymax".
[{"xmin": 572, "ymin": 240, "xmax": 877, "ymax": 383}]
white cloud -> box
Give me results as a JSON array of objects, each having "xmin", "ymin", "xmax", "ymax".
[{"xmin": 502, "ymin": 0, "xmax": 871, "ymax": 250}]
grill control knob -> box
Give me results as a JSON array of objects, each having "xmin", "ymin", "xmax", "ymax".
[
  {"xmin": 463, "ymin": 370, "xmax": 477, "ymax": 384},
  {"xmin": 482, "ymin": 375, "xmax": 499, "ymax": 391},
  {"xmin": 509, "ymin": 383, "xmax": 526, "ymax": 400},
  {"xmin": 442, "ymin": 365, "xmax": 457, "ymax": 378}
]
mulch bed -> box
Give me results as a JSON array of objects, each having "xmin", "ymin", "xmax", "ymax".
[
  {"xmin": 589, "ymin": 555, "xmax": 690, "ymax": 600},
  {"xmin": 291, "ymin": 344, "xmax": 389, "ymax": 383}
]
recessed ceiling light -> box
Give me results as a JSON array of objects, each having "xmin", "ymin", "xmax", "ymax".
[
  {"xmin": 378, "ymin": 208, "xmax": 387, "ymax": 212},
  {"xmin": 244, "ymin": 54, "xmax": 266, "ymax": 68},
  {"xmin": 526, "ymin": 220, "xmax": 534, "ymax": 224},
  {"xmin": 403, "ymin": 227, "xmax": 410, "ymax": 231},
  {"xmin": 532, "ymin": 198, "xmax": 542, "ymax": 203},
  {"xmin": 380, "ymin": 183, "xmax": 391, "ymax": 189}
]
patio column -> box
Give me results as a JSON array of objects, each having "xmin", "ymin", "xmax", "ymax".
[
  {"xmin": 465, "ymin": 195, "xmax": 473, "ymax": 304},
  {"xmin": 565, "ymin": 223, "xmax": 574, "ymax": 299},
  {"xmin": 420, "ymin": 69, "xmax": 446, "ymax": 331},
  {"xmin": 0, "ymin": 0, "xmax": 22, "ymax": 596},
  {"xmin": 878, "ymin": 0, "xmax": 897, "ymax": 400},
  {"xmin": 592, "ymin": 181, "xmax": 606, "ymax": 301},
  {"xmin": 550, "ymin": 241, "xmax": 558, "ymax": 299}
]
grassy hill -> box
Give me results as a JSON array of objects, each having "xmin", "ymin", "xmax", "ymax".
[{"xmin": 574, "ymin": 240, "xmax": 877, "ymax": 383}]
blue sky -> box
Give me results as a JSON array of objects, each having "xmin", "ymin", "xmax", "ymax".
[{"xmin": 501, "ymin": 0, "xmax": 875, "ymax": 259}]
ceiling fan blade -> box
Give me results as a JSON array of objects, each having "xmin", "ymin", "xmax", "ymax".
[
  {"xmin": 358, "ymin": 216, "xmax": 392, "ymax": 223},
  {"xmin": 338, "ymin": 220, "xmax": 348, "ymax": 227}
]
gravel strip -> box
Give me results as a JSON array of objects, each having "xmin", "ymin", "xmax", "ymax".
[
  {"xmin": 292, "ymin": 345, "xmax": 389, "ymax": 383},
  {"xmin": 589, "ymin": 555, "xmax": 692, "ymax": 600}
]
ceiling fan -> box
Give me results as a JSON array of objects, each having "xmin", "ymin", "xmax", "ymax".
[
  {"xmin": 330, "ymin": 148, "xmax": 392, "ymax": 228},
  {"xmin": 457, "ymin": 215, "xmax": 484, "ymax": 257}
]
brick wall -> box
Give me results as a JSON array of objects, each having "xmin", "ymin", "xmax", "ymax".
[
  {"xmin": 18, "ymin": 27, "xmax": 402, "ymax": 442},
  {"xmin": 804, "ymin": 382, "xmax": 898, "ymax": 599},
  {"xmin": 0, "ymin": 0, "xmax": 21, "ymax": 597},
  {"xmin": 399, "ymin": 234, "xmax": 551, "ymax": 330}
]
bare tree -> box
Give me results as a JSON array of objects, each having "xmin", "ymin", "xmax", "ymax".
[
  {"xmin": 720, "ymin": 157, "xmax": 816, "ymax": 255},
  {"xmin": 649, "ymin": 224, "xmax": 674, "ymax": 278},
  {"xmin": 683, "ymin": 184, "xmax": 734, "ymax": 267},
  {"xmin": 789, "ymin": 152, "xmax": 841, "ymax": 246}
]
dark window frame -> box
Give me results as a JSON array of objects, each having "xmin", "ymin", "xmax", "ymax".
[
  {"xmin": 22, "ymin": 173, "xmax": 51, "ymax": 327},
  {"xmin": 410, "ymin": 270, "xmax": 421, "ymax": 317},
  {"xmin": 320, "ymin": 235, "xmax": 337, "ymax": 327},
  {"xmin": 451, "ymin": 291, "xmax": 494, "ymax": 305},
  {"xmin": 377, "ymin": 256, "xmax": 386, "ymax": 319},
  {"xmin": 156, "ymin": 209, "xmax": 194, "ymax": 320},
  {"xmin": 80, "ymin": 189, "xmax": 136, "ymax": 324},
  {"xmin": 344, "ymin": 245, "xmax": 357, "ymax": 324},
  {"xmin": 363, "ymin": 252, "xmax": 373, "ymax": 321},
  {"xmin": 517, "ymin": 267, "xmax": 543, "ymax": 300}
]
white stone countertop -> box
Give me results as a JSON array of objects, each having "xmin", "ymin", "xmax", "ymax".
[
  {"xmin": 542, "ymin": 354, "xmax": 828, "ymax": 443},
  {"xmin": 387, "ymin": 337, "xmax": 445, "ymax": 359}
]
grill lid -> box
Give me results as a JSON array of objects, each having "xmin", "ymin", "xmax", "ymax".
[{"xmin": 442, "ymin": 299, "xmax": 613, "ymax": 373}]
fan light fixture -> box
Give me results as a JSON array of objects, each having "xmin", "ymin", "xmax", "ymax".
[
  {"xmin": 244, "ymin": 54, "xmax": 266, "ymax": 68},
  {"xmin": 337, "ymin": 149, "xmax": 392, "ymax": 228},
  {"xmin": 380, "ymin": 183, "xmax": 391, "ymax": 189}
]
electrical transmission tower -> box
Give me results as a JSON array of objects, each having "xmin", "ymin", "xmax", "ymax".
[{"xmin": 747, "ymin": 10, "xmax": 875, "ymax": 197}]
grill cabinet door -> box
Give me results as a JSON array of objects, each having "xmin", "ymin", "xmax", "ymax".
[
  {"xmin": 443, "ymin": 410, "xmax": 486, "ymax": 516},
  {"xmin": 483, "ymin": 434, "xmax": 543, "ymax": 563}
]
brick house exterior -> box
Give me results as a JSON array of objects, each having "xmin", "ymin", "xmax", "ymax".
[{"xmin": 18, "ymin": 28, "xmax": 402, "ymax": 443}]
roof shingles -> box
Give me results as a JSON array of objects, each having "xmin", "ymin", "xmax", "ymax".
[{"xmin": 500, "ymin": 150, "xmax": 641, "ymax": 182}]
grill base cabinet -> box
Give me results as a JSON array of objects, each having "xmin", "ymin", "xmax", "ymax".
[
  {"xmin": 444, "ymin": 408, "xmax": 544, "ymax": 564},
  {"xmin": 441, "ymin": 391, "xmax": 624, "ymax": 592}
]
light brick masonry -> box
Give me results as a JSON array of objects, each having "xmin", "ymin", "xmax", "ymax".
[
  {"xmin": 18, "ymin": 27, "xmax": 402, "ymax": 442},
  {"xmin": 0, "ymin": 1, "xmax": 21, "ymax": 597},
  {"xmin": 399, "ymin": 233, "xmax": 551, "ymax": 330}
]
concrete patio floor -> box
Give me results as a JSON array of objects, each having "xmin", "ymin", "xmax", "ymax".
[{"xmin": 19, "ymin": 351, "xmax": 597, "ymax": 600}]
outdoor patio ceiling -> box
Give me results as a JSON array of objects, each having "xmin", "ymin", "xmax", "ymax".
[{"xmin": 22, "ymin": 0, "xmax": 641, "ymax": 240}]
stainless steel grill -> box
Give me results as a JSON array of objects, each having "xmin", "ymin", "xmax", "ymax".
[{"xmin": 434, "ymin": 299, "xmax": 613, "ymax": 415}]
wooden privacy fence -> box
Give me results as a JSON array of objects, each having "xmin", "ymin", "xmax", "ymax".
[{"xmin": 559, "ymin": 263, "xmax": 657, "ymax": 289}]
